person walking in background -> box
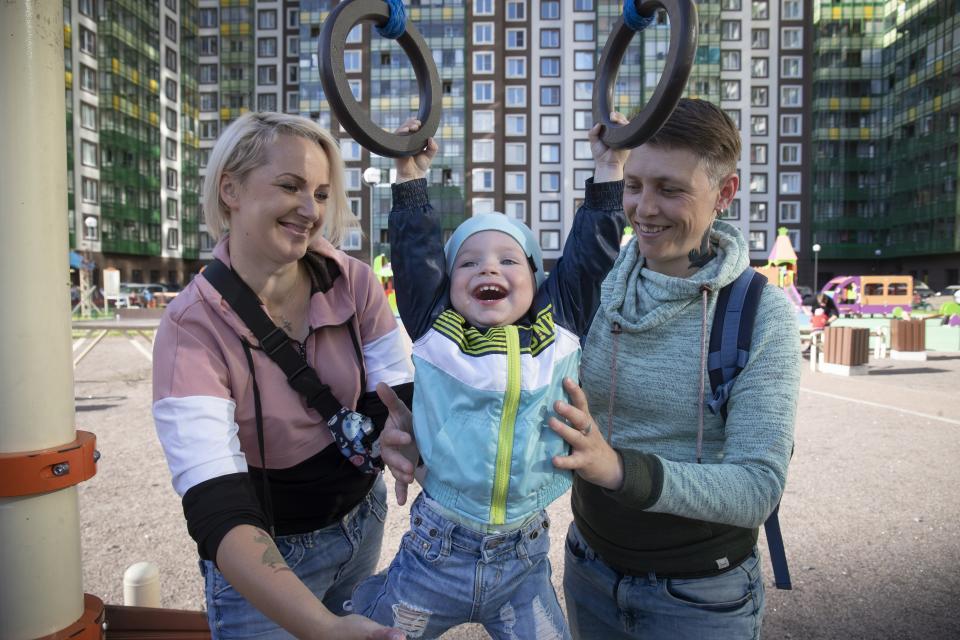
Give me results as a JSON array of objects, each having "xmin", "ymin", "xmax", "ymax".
[
  {"xmin": 152, "ymin": 112, "xmax": 412, "ymax": 640},
  {"xmin": 546, "ymin": 99, "xmax": 801, "ymax": 639}
]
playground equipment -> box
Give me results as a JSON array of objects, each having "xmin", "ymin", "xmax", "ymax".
[
  {"xmin": 754, "ymin": 227, "xmax": 808, "ymax": 316},
  {"xmin": 819, "ymin": 275, "xmax": 914, "ymax": 317}
]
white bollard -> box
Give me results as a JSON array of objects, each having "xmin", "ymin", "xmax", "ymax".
[{"xmin": 123, "ymin": 562, "xmax": 161, "ymax": 608}]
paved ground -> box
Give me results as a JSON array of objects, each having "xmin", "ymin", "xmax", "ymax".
[{"xmin": 73, "ymin": 336, "xmax": 960, "ymax": 638}]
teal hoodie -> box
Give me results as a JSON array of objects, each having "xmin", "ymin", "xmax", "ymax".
[{"xmin": 573, "ymin": 219, "xmax": 801, "ymax": 576}]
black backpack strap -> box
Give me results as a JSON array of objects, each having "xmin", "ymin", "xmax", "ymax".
[
  {"xmin": 706, "ymin": 269, "xmax": 767, "ymax": 420},
  {"xmin": 202, "ymin": 259, "xmax": 344, "ymax": 420}
]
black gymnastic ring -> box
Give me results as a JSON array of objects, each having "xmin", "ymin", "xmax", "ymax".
[
  {"xmin": 318, "ymin": 0, "xmax": 441, "ymax": 158},
  {"xmin": 593, "ymin": 0, "xmax": 699, "ymax": 149}
]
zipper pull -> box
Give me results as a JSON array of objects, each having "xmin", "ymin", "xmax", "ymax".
[{"xmin": 611, "ymin": 321, "xmax": 622, "ymax": 335}]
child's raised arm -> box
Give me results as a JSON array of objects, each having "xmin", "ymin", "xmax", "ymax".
[{"xmin": 387, "ymin": 118, "xmax": 442, "ymax": 342}]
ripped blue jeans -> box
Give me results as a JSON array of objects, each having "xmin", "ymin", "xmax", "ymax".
[{"xmin": 350, "ymin": 493, "xmax": 570, "ymax": 640}]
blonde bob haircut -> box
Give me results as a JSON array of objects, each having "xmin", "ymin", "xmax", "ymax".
[{"xmin": 202, "ymin": 111, "xmax": 358, "ymax": 247}]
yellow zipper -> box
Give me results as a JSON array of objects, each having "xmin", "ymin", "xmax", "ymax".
[{"xmin": 490, "ymin": 325, "xmax": 521, "ymax": 525}]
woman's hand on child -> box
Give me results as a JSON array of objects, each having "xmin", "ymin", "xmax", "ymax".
[
  {"xmin": 394, "ymin": 117, "xmax": 439, "ymax": 183},
  {"xmin": 376, "ymin": 382, "xmax": 419, "ymax": 505},
  {"xmin": 591, "ymin": 111, "xmax": 630, "ymax": 183},
  {"xmin": 549, "ymin": 378, "xmax": 625, "ymax": 491}
]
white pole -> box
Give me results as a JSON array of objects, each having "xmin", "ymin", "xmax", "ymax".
[
  {"xmin": 123, "ymin": 562, "xmax": 162, "ymax": 608},
  {"xmin": 0, "ymin": 2, "xmax": 85, "ymax": 638}
]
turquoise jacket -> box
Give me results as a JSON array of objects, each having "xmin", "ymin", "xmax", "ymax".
[{"xmin": 390, "ymin": 179, "xmax": 625, "ymax": 526}]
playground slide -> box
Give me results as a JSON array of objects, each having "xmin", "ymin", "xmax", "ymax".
[{"xmin": 784, "ymin": 284, "xmax": 807, "ymax": 313}]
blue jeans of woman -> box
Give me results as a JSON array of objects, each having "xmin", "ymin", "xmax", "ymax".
[
  {"xmin": 563, "ymin": 522, "xmax": 765, "ymax": 640},
  {"xmin": 350, "ymin": 493, "xmax": 570, "ymax": 640},
  {"xmin": 199, "ymin": 475, "xmax": 387, "ymax": 639}
]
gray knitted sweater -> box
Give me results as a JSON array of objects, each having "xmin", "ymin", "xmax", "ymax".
[{"xmin": 573, "ymin": 218, "xmax": 800, "ymax": 575}]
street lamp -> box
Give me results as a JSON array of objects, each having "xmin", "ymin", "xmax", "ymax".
[
  {"xmin": 362, "ymin": 167, "xmax": 382, "ymax": 265},
  {"xmin": 874, "ymin": 248, "xmax": 882, "ymax": 274},
  {"xmin": 812, "ymin": 243, "xmax": 821, "ymax": 294}
]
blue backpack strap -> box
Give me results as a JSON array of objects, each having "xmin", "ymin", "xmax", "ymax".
[{"xmin": 707, "ymin": 268, "xmax": 792, "ymax": 590}]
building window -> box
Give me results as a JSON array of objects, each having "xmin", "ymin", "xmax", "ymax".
[
  {"xmin": 346, "ymin": 25, "xmax": 362, "ymax": 43},
  {"xmin": 200, "ymin": 120, "xmax": 219, "ymax": 139},
  {"xmin": 166, "ymin": 168, "xmax": 178, "ymax": 190},
  {"xmin": 575, "ymin": 0, "xmax": 594, "ymax": 9},
  {"xmin": 752, "ymin": 0, "xmax": 769, "ymax": 19},
  {"xmin": 505, "ymin": 142, "xmax": 526, "ymax": 164},
  {"xmin": 781, "ymin": 114, "xmax": 801, "ymax": 136},
  {"xmin": 721, "ymin": 50, "xmax": 741, "ymax": 71},
  {"xmin": 199, "ymin": 8, "xmax": 218, "ymax": 27},
  {"xmin": 725, "ymin": 109, "xmax": 741, "ymax": 129},
  {"xmin": 750, "ymin": 144, "xmax": 767, "ymax": 164},
  {"xmin": 752, "ymin": 29, "xmax": 769, "ymax": 49},
  {"xmin": 574, "ymin": 22, "xmax": 594, "ymax": 41},
  {"xmin": 779, "ymin": 201, "xmax": 800, "ymax": 223},
  {"xmin": 79, "ymin": 26, "xmax": 96, "ymax": 55},
  {"xmin": 286, "ymin": 64, "xmax": 299, "ymax": 84},
  {"xmin": 167, "ymin": 228, "xmax": 180, "ymax": 251},
  {"xmin": 780, "ymin": 143, "xmax": 801, "ymax": 165},
  {"xmin": 781, "ymin": 86, "xmax": 802, "ymax": 107},
  {"xmin": 474, "ymin": 0, "xmax": 494, "ymax": 16},
  {"xmin": 749, "ymin": 202, "xmax": 767, "ymax": 222},
  {"xmin": 574, "ymin": 139, "xmax": 592, "ymax": 160},
  {"xmin": 80, "ymin": 65, "xmax": 97, "ymax": 93},
  {"xmin": 200, "ymin": 36, "xmax": 218, "ymax": 56},
  {"xmin": 340, "ymin": 228, "xmax": 362, "ymax": 251},
  {"xmin": 782, "ymin": 0, "xmax": 802, "ymax": 20},
  {"xmin": 348, "ymin": 79, "xmax": 362, "ymax": 100},
  {"xmin": 505, "ymin": 85, "xmax": 527, "ymax": 107},
  {"xmin": 751, "ymin": 57, "xmax": 768, "ymax": 78},
  {"xmin": 540, "ymin": 230, "xmax": 561, "ymax": 251},
  {"xmin": 506, "ymin": 29, "xmax": 526, "ymax": 49},
  {"xmin": 286, "ymin": 91, "xmax": 299, "ymax": 112},
  {"xmin": 541, "ymin": 172, "xmax": 561, "ymax": 192},
  {"xmin": 574, "ymin": 81, "xmax": 593, "ymax": 100},
  {"xmin": 574, "ymin": 110, "xmax": 592, "ymax": 130},
  {"xmin": 751, "ymin": 115, "xmax": 768, "ymax": 136},
  {"xmin": 165, "ymin": 137, "xmax": 178, "ymax": 161},
  {"xmin": 540, "ymin": 114, "xmax": 560, "ymax": 135},
  {"xmin": 200, "ymin": 231, "xmax": 214, "ymax": 251},
  {"xmin": 165, "ymin": 16, "xmax": 178, "ymax": 42},
  {"xmin": 258, "ymin": 65, "xmax": 277, "ymax": 85},
  {"xmin": 721, "ymin": 21, "xmax": 741, "ymax": 42},
  {"xmin": 341, "ymin": 139, "xmax": 362, "ymax": 162},
  {"xmin": 749, "ymin": 173, "xmax": 767, "ymax": 193},
  {"xmin": 506, "ymin": 0, "xmax": 526, "ymax": 20},
  {"xmin": 781, "ymin": 57, "xmax": 802, "ymax": 79},
  {"xmin": 81, "ymin": 177, "xmax": 99, "ymax": 203},
  {"xmin": 721, "ymin": 80, "xmax": 740, "ymax": 101},
  {"xmin": 287, "ymin": 7, "xmax": 300, "ymax": 28},
  {"xmin": 749, "ymin": 231, "xmax": 767, "ymax": 251},
  {"xmin": 720, "ymin": 199, "xmax": 740, "ymax": 220},
  {"xmin": 344, "ymin": 50, "xmax": 361, "ymax": 72},
  {"xmin": 574, "ymin": 51, "xmax": 594, "ymax": 71},
  {"xmin": 751, "ymin": 86, "xmax": 768, "ymax": 107},
  {"xmin": 199, "ymin": 64, "xmax": 218, "ymax": 83},
  {"xmin": 781, "ymin": 27, "xmax": 802, "ymax": 49},
  {"xmin": 472, "ymin": 139, "xmax": 494, "ymax": 162},
  {"xmin": 473, "ymin": 81, "xmax": 494, "ymax": 103},
  {"xmin": 79, "ymin": 0, "xmax": 96, "ymax": 18},
  {"xmin": 541, "ymin": 29, "xmax": 560, "ymax": 48},
  {"xmin": 258, "ymin": 37, "xmax": 277, "ymax": 57},
  {"xmin": 541, "ymin": 201, "xmax": 561, "ymax": 221},
  {"xmin": 165, "ymin": 78, "xmax": 178, "ymax": 102},
  {"xmin": 541, "ymin": 143, "xmax": 561, "ymax": 163},
  {"xmin": 473, "ymin": 51, "xmax": 494, "ymax": 74},
  {"xmin": 81, "ymin": 140, "xmax": 98, "ymax": 167},
  {"xmin": 506, "ymin": 57, "xmax": 527, "ymax": 78},
  {"xmin": 258, "ymin": 9, "xmax": 277, "ymax": 29},
  {"xmin": 80, "ymin": 102, "xmax": 98, "ymax": 130},
  {"xmin": 345, "ymin": 168, "xmax": 361, "ymax": 191},
  {"xmin": 472, "ymin": 168, "xmax": 494, "ymax": 192},
  {"xmin": 474, "ymin": 22, "xmax": 494, "ymax": 44},
  {"xmin": 506, "ymin": 114, "xmax": 527, "ymax": 135},
  {"xmin": 473, "ymin": 110, "xmax": 494, "ymax": 133},
  {"xmin": 505, "ymin": 172, "xmax": 526, "ymax": 193},
  {"xmin": 540, "ymin": 86, "xmax": 561, "ymax": 106},
  {"xmin": 574, "ymin": 169, "xmax": 592, "ymax": 189},
  {"xmin": 200, "ymin": 92, "xmax": 218, "ymax": 111},
  {"xmin": 540, "ymin": 57, "xmax": 560, "ymax": 77},
  {"xmin": 541, "ymin": 1, "xmax": 560, "ymax": 19},
  {"xmin": 166, "ymin": 198, "xmax": 178, "ymax": 220},
  {"xmin": 721, "ymin": 0, "xmax": 741, "ymax": 9},
  {"xmin": 779, "ymin": 172, "xmax": 801, "ymax": 194},
  {"xmin": 505, "ymin": 200, "xmax": 526, "ymax": 221}
]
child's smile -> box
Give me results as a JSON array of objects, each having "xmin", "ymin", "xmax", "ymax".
[{"xmin": 449, "ymin": 230, "xmax": 535, "ymax": 328}]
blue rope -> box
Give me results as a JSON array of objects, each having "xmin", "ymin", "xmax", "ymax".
[
  {"xmin": 623, "ymin": 0, "xmax": 655, "ymax": 32},
  {"xmin": 375, "ymin": 0, "xmax": 407, "ymax": 40}
]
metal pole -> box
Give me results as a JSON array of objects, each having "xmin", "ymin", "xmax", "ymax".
[
  {"xmin": 0, "ymin": 2, "xmax": 85, "ymax": 638},
  {"xmin": 814, "ymin": 252, "xmax": 819, "ymax": 293}
]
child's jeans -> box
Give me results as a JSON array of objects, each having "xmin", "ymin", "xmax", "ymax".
[{"xmin": 350, "ymin": 493, "xmax": 570, "ymax": 640}]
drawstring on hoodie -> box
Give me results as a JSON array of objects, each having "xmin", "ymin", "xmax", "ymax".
[
  {"xmin": 606, "ymin": 322, "xmax": 622, "ymax": 442},
  {"xmin": 697, "ymin": 285, "xmax": 712, "ymax": 464}
]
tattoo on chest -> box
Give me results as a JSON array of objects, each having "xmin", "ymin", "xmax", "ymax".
[
  {"xmin": 278, "ymin": 316, "xmax": 294, "ymax": 334},
  {"xmin": 688, "ymin": 226, "xmax": 716, "ymax": 269}
]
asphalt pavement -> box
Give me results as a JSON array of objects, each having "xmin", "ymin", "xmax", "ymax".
[{"xmin": 72, "ymin": 337, "xmax": 960, "ymax": 639}]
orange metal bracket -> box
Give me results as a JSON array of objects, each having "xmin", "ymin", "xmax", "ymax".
[
  {"xmin": 0, "ymin": 430, "xmax": 98, "ymax": 497},
  {"xmin": 39, "ymin": 593, "xmax": 105, "ymax": 639}
]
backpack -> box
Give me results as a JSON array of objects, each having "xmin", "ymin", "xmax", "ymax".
[{"xmin": 706, "ymin": 268, "xmax": 792, "ymax": 590}]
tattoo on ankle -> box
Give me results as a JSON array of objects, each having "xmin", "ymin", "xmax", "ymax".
[{"xmin": 687, "ymin": 226, "xmax": 715, "ymax": 269}]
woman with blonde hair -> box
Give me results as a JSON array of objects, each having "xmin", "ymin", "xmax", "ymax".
[{"xmin": 153, "ymin": 112, "xmax": 412, "ymax": 639}]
